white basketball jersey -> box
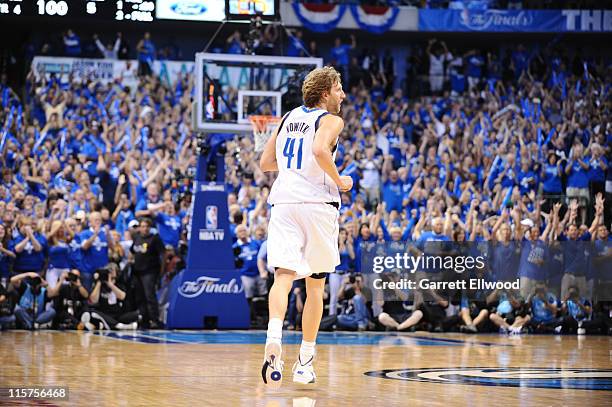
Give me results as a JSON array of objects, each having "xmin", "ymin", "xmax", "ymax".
[{"xmin": 268, "ymin": 106, "xmax": 340, "ymax": 205}]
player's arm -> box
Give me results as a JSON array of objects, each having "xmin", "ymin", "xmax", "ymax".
[
  {"xmin": 260, "ymin": 125, "xmax": 281, "ymax": 172},
  {"xmin": 313, "ymin": 115, "xmax": 350, "ymax": 191}
]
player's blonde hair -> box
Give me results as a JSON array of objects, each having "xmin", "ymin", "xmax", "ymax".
[{"xmin": 302, "ymin": 66, "xmax": 341, "ymax": 108}]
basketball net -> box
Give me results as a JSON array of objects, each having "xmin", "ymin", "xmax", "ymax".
[{"xmin": 250, "ymin": 115, "xmax": 281, "ymax": 153}]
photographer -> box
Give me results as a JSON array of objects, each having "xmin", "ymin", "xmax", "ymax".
[
  {"xmin": 336, "ymin": 274, "xmax": 372, "ymax": 331},
  {"xmin": 81, "ymin": 264, "xmax": 139, "ymax": 331},
  {"xmin": 130, "ymin": 218, "xmax": 165, "ymax": 329},
  {"xmin": 48, "ymin": 270, "xmax": 89, "ymax": 330},
  {"xmin": 377, "ymin": 271, "xmax": 423, "ymax": 331},
  {"xmin": 10, "ymin": 272, "xmax": 56, "ymax": 330},
  {"xmin": 0, "ymin": 283, "xmax": 16, "ymax": 329},
  {"xmin": 558, "ymin": 285, "xmax": 606, "ymax": 335},
  {"xmin": 526, "ymin": 282, "xmax": 560, "ymax": 334}
]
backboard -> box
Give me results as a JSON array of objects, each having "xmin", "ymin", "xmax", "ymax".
[{"xmin": 194, "ymin": 53, "xmax": 323, "ymax": 134}]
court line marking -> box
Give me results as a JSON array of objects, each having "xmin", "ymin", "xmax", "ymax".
[
  {"xmin": 93, "ymin": 332, "xmax": 197, "ymax": 344},
  {"xmin": 87, "ymin": 330, "xmax": 516, "ymax": 347}
]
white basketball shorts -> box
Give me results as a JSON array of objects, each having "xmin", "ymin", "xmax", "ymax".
[{"xmin": 267, "ymin": 202, "xmax": 340, "ymax": 279}]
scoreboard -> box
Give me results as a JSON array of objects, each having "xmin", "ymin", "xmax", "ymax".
[
  {"xmin": 0, "ymin": 0, "xmax": 279, "ymax": 22},
  {"xmin": 0, "ymin": 0, "xmax": 155, "ymax": 21}
]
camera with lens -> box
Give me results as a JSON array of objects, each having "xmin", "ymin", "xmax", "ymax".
[
  {"xmin": 95, "ymin": 267, "xmax": 110, "ymax": 282},
  {"xmin": 233, "ymin": 246, "xmax": 244, "ymax": 269},
  {"xmin": 28, "ymin": 276, "xmax": 42, "ymax": 287},
  {"xmin": 67, "ymin": 272, "xmax": 79, "ymax": 283}
]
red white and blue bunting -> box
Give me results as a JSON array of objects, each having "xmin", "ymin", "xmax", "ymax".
[
  {"xmin": 349, "ymin": 5, "xmax": 400, "ymax": 34},
  {"xmin": 291, "ymin": 3, "xmax": 347, "ymax": 33}
]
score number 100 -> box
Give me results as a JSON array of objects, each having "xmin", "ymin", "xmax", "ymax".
[{"xmin": 37, "ymin": 0, "xmax": 68, "ymax": 16}]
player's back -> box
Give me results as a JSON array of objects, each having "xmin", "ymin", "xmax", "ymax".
[{"xmin": 268, "ymin": 106, "xmax": 340, "ymax": 205}]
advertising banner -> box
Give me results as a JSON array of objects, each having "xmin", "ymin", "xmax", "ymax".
[{"xmin": 418, "ymin": 9, "xmax": 611, "ymax": 32}]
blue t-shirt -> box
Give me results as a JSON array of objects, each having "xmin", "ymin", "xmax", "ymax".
[
  {"xmin": 48, "ymin": 242, "xmax": 71, "ymax": 269},
  {"xmin": 588, "ymin": 155, "xmax": 607, "ymax": 183},
  {"xmin": 354, "ymin": 235, "xmax": 376, "ymax": 274},
  {"xmin": 559, "ymin": 233, "xmax": 590, "ymax": 276},
  {"xmin": 450, "ymin": 73, "xmax": 466, "ymax": 93},
  {"xmin": 547, "ymin": 243, "xmax": 564, "ymax": 287},
  {"xmin": 531, "ymin": 292, "xmax": 558, "ymax": 323},
  {"xmin": 500, "ymin": 164, "xmax": 517, "ymax": 189},
  {"xmin": 12, "ymin": 233, "xmax": 47, "ymax": 271},
  {"xmin": 287, "ymin": 37, "xmax": 304, "ymax": 57},
  {"xmin": 69, "ymin": 235, "xmax": 83, "ymax": 271},
  {"xmin": 417, "ymin": 231, "xmax": 451, "ymax": 272},
  {"xmin": 542, "ymin": 163, "xmax": 562, "ymax": 193},
  {"xmin": 138, "ymin": 39, "xmax": 155, "ymax": 63},
  {"xmin": 517, "ymin": 169, "xmax": 537, "ymax": 194},
  {"xmin": 337, "ymin": 246, "xmax": 352, "ymax": 273},
  {"xmin": 567, "ymin": 160, "xmax": 589, "ymax": 188},
  {"xmin": 79, "ymin": 229, "xmax": 109, "ymax": 274},
  {"xmin": 492, "ymin": 241, "xmax": 520, "ymax": 281},
  {"xmin": 417, "ymin": 231, "xmax": 450, "ymax": 245},
  {"xmin": 518, "ymin": 239, "xmax": 547, "ymax": 280},
  {"xmin": 331, "ymin": 44, "xmax": 351, "ymax": 67},
  {"xmin": 511, "ymin": 50, "xmax": 528, "ymax": 75},
  {"xmin": 115, "ymin": 209, "xmax": 135, "ymax": 237},
  {"xmin": 0, "ymin": 241, "xmax": 14, "ymax": 278},
  {"xmin": 64, "ymin": 33, "xmax": 81, "ymax": 56},
  {"xmin": 155, "ymin": 212, "xmax": 181, "ymax": 249},
  {"xmin": 382, "ymin": 180, "xmax": 403, "ymax": 212},
  {"xmin": 467, "ymin": 55, "xmax": 484, "ymax": 78},
  {"xmin": 234, "ymin": 239, "xmax": 261, "ymax": 277},
  {"xmin": 566, "ymin": 298, "xmax": 590, "ymax": 321},
  {"xmin": 227, "ymin": 39, "xmax": 243, "ymax": 55}
]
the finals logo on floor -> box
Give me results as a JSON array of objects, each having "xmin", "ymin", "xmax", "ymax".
[{"xmin": 364, "ymin": 368, "xmax": 612, "ymax": 390}]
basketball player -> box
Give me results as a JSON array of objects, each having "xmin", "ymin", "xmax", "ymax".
[{"xmin": 259, "ymin": 66, "xmax": 352, "ymax": 387}]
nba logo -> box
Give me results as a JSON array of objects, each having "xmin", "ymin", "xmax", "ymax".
[{"xmin": 206, "ymin": 206, "xmax": 218, "ymax": 230}]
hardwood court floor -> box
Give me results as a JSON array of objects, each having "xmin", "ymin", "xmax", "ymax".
[{"xmin": 0, "ymin": 330, "xmax": 610, "ymax": 407}]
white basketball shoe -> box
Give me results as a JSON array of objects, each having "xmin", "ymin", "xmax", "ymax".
[
  {"xmin": 261, "ymin": 342, "xmax": 284, "ymax": 389},
  {"xmin": 292, "ymin": 355, "xmax": 316, "ymax": 384}
]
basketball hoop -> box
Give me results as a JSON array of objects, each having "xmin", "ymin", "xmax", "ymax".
[{"xmin": 250, "ymin": 115, "xmax": 281, "ymax": 153}]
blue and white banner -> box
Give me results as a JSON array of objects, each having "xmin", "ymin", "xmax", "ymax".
[
  {"xmin": 31, "ymin": 56, "xmax": 195, "ymax": 90},
  {"xmin": 291, "ymin": 3, "xmax": 346, "ymax": 33},
  {"xmin": 419, "ymin": 9, "xmax": 611, "ymax": 32},
  {"xmin": 349, "ymin": 5, "xmax": 399, "ymax": 34},
  {"xmin": 281, "ymin": 2, "xmax": 417, "ymax": 32}
]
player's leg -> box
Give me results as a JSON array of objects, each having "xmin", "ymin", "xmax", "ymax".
[
  {"xmin": 268, "ymin": 269, "xmax": 295, "ymax": 323},
  {"xmin": 262, "ymin": 268, "xmax": 295, "ymax": 388},
  {"xmin": 293, "ymin": 275, "xmax": 325, "ymax": 384},
  {"xmin": 302, "ymin": 275, "xmax": 326, "ymax": 341}
]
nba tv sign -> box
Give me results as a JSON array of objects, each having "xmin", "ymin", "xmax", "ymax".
[{"xmin": 199, "ymin": 205, "xmax": 225, "ymax": 241}]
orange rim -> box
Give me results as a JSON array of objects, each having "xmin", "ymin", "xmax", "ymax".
[{"xmin": 249, "ymin": 115, "xmax": 281, "ymax": 133}]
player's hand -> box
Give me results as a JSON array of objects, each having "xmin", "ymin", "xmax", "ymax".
[{"xmin": 338, "ymin": 176, "xmax": 353, "ymax": 192}]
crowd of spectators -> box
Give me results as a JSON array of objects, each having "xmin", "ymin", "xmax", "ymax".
[
  {"xmin": 226, "ymin": 36, "xmax": 611, "ymax": 334},
  {"xmin": 0, "ymin": 25, "xmax": 610, "ymax": 336},
  {"xmin": 0, "ymin": 51, "xmax": 193, "ymax": 330}
]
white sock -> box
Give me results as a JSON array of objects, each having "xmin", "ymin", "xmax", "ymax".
[
  {"xmin": 299, "ymin": 340, "xmax": 315, "ymax": 364},
  {"xmin": 266, "ymin": 318, "xmax": 283, "ymax": 346}
]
